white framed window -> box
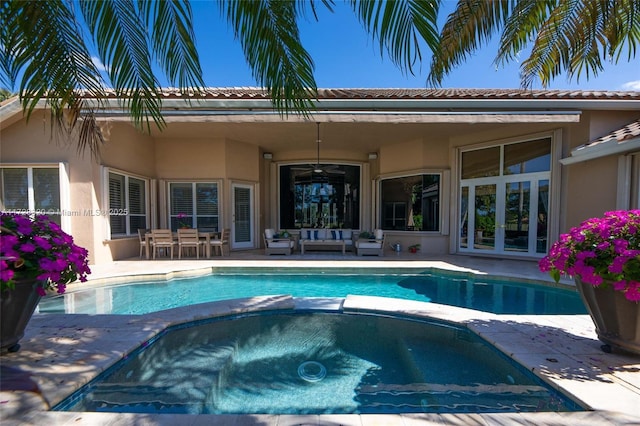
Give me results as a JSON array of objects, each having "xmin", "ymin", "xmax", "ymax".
[
  {"xmin": 0, "ymin": 164, "xmax": 68, "ymax": 228},
  {"xmin": 379, "ymin": 173, "xmax": 441, "ymax": 232},
  {"xmin": 107, "ymin": 171, "xmax": 149, "ymax": 237},
  {"xmin": 168, "ymin": 182, "xmax": 219, "ymax": 231}
]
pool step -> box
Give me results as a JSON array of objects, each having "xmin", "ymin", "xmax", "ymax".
[{"xmin": 82, "ymin": 340, "xmax": 238, "ymax": 413}]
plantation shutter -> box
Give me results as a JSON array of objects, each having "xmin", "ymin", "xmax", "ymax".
[
  {"xmin": 128, "ymin": 177, "xmax": 146, "ymax": 232},
  {"xmin": 33, "ymin": 168, "xmax": 61, "ymax": 224},
  {"xmin": 234, "ymin": 186, "xmax": 251, "ymax": 243},
  {"xmin": 195, "ymin": 183, "xmax": 218, "ymax": 231},
  {"xmin": 170, "ymin": 183, "xmax": 193, "ymax": 230},
  {"xmin": 109, "ymin": 173, "xmax": 126, "ymax": 235},
  {"xmin": 0, "ymin": 168, "xmax": 28, "ymax": 210}
]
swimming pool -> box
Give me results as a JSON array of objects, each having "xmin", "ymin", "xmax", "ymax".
[
  {"xmin": 38, "ymin": 267, "xmax": 586, "ymax": 315},
  {"xmin": 54, "ymin": 311, "xmax": 582, "ymax": 414}
]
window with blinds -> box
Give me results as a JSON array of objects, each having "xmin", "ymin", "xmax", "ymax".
[
  {"xmin": 0, "ymin": 167, "xmax": 61, "ymax": 225},
  {"xmin": 108, "ymin": 172, "xmax": 147, "ymax": 236},
  {"xmin": 169, "ymin": 182, "xmax": 219, "ymax": 231}
]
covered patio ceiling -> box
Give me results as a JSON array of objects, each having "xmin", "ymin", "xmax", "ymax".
[{"xmin": 143, "ymin": 118, "xmax": 578, "ymax": 154}]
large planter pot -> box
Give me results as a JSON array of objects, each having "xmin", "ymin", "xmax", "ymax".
[
  {"xmin": 575, "ymin": 277, "xmax": 640, "ymax": 355},
  {"xmin": 1, "ymin": 279, "xmax": 43, "ymax": 354}
]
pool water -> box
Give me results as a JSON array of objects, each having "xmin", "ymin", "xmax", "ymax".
[
  {"xmin": 38, "ymin": 268, "xmax": 586, "ymax": 315},
  {"xmin": 54, "ymin": 312, "xmax": 581, "ymax": 414}
]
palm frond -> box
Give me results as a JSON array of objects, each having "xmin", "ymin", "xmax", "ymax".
[
  {"xmin": 6, "ymin": 1, "xmax": 104, "ymax": 114},
  {"xmin": 519, "ymin": 0, "xmax": 640, "ymax": 88},
  {"xmin": 221, "ymin": 0, "xmax": 317, "ymax": 115},
  {"xmin": 495, "ymin": 0, "xmax": 555, "ymax": 64},
  {"xmin": 1, "ymin": 1, "xmax": 106, "ymax": 156},
  {"xmin": 80, "ymin": 0, "xmax": 162, "ymax": 133},
  {"xmin": 0, "ymin": 1, "xmax": 26, "ymax": 89},
  {"xmin": 49, "ymin": 97, "xmax": 105, "ymax": 159},
  {"xmin": 140, "ymin": 0, "xmax": 204, "ymax": 91},
  {"xmin": 350, "ymin": 0, "xmax": 441, "ymax": 76},
  {"xmin": 427, "ymin": 0, "xmax": 512, "ymax": 87}
]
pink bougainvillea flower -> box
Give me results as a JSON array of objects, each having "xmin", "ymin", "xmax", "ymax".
[{"xmin": 540, "ymin": 210, "xmax": 640, "ymax": 302}]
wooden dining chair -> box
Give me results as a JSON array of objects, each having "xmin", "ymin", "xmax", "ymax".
[
  {"xmin": 209, "ymin": 228, "xmax": 230, "ymax": 256},
  {"xmin": 177, "ymin": 228, "xmax": 203, "ymax": 259},
  {"xmin": 137, "ymin": 228, "xmax": 148, "ymax": 259},
  {"xmin": 151, "ymin": 229, "xmax": 177, "ymax": 259}
]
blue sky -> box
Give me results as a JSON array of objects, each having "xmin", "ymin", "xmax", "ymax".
[{"xmin": 188, "ymin": 1, "xmax": 640, "ymax": 91}]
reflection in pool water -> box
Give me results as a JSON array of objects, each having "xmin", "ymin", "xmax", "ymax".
[
  {"xmin": 38, "ymin": 268, "xmax": 586, "ymax": 315},
  {"xmin": 55, "ymin": 312, "xmax": 582, "ymax": 415}
]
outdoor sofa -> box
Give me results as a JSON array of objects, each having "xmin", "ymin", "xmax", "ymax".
[{"xmin": 299, "ymin": 229, "xmax": 353, "ymax": 254}]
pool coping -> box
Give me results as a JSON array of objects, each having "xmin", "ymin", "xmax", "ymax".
[{"xmin": 2, "ymin": 259, "xmax": 640, "ymax": 425}]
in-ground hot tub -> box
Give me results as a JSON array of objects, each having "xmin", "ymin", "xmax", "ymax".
[{"xmin": 54, "ymin": 311, "xmax": 582, "ymax": 414}]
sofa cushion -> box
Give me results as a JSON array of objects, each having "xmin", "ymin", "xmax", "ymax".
[
  {"xmin": 331, "ymin": 230, "xmax": 343, "ymax": 240},
  {"xmin": 300, "ymin": 229, "xmax": 313, "ymax": 240},
  {"xmin": 342, "ymin": 229, "xmax": 352, "ymax": 239}
]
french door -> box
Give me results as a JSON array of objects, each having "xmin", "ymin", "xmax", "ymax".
[
  {"xmin": 231, "ymin": 183, "xmax": 254, "ymax": 249},
  {"xmin": 460, "ymin": 175, "xmax": 549, "ymax": 256}
]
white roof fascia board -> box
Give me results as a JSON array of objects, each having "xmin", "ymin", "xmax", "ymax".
[
  {"xmin": 93, "ymin": 111, "xmax": 581, "ymax": 124},
  {"xmin": 560, "ymin": 136, "xmax": 640, "ymax": 165},
  {"xmin": 81, "ymin": 97, "xmax": 640, "ymax": 112},
  {"xmin": 3, "ymin": 95, "xmax": 637, "ymax": 123},
  {"xmin": 0, "ymin": 98, "xmax": 25, "ymax": 120}
]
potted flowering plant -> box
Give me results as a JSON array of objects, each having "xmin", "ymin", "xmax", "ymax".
[
  {"xmin": 1, "ymin": 213, "xmax": 91, "ymax": 353},
  {"xmin": 408, "ymin": 244, "xmax": 420, "ymax": 253},
  {"xmin": 176, "ymin": 212, "xmax": 191, "ymax": 229},
  {"xmin": 539, "ymin": 209, "xmax": 640, "ymax": 354}
]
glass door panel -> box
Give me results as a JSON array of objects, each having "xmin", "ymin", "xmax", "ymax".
[
  {"xmin": 537, "ymin": 180, "xmax": 549, "ymax": 253},
  {"xmin": 460, "ymin": 187, "xmax": 469, "ymax": 249},
  {"xmin": 504, "ymin": 181, "xmax": 530, "ymax": 252},
  {"xmin": 474, "ymin": 185, "xmax": 496, "ymax": 250},
  {"xmin": 232, "ymin": 184, "xmax": 254, "ymax": 249}
]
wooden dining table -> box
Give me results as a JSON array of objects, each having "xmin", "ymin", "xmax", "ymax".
[{"xmin": 144, "ymin": 230, "xmax": 219, "ymax": 259}]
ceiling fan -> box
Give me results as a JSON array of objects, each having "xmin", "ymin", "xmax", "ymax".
[{"xmin": 292, "ymin": 123, "xmax": 345, "ymax": 176}]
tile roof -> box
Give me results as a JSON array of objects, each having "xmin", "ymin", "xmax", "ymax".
[
  {"xmin": 582, "ymin": 119, "xmax": 640, "ymax": 149},
  {"xmin": 99, "ymin": 87, "xmax": 640, "ymax": 100},
  {"xmin": 563, "ymin": 118, "xmax": 640, "ymax": 164}
]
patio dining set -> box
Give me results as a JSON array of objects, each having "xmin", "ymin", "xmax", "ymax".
[{"xmin": 140, "ymin": 228, "xmax": 229, "ymax": 260}]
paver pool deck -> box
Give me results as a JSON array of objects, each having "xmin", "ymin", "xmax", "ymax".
[{"xmin": 1, "ymin": 252, "xmax": 639, "ymax": 425}]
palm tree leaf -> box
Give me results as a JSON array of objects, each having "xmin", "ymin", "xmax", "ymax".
[
  {"xmin": 427, "ymin": 0, "xmax": 511, "ymax": 86},
  {"xmin": 351, "ymin": 0, "xmax": 440, "ymax": 76},
  {"xmin": 140, "ymin": 0, "xmax": 205, "ymax": 90},
  {"xmin": 3, "ymin": 1, "xmax": 104, "ymax": 115},
  {"xmin": 1, "ymin": 1, "xmax": 106, "ymax": 156},
  {"xmin": 495, "ymin": 0, "xmax": 554, "ymax": 64},
  {"xmin": 0, "ymin": 1, "xmax": 27, "ymax": 89},
  {"xmin": 80, "ymin": 0, "xmax": 162, "ymax": 132},
  {"xmin": 221, "ymin": 0, "xmax": 317, "ymax": 115},
  {"xmin": 518, "ymin": 0, "xmax": 640, "ymax": 87}
]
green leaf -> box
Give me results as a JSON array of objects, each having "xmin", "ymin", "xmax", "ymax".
[{"xmin": 220, "ymin": 0, "xmax": 318, "ymax": 115}]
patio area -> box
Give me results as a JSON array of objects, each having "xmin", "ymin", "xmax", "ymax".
[{"xmin": 1, "ymin": 251, "xmax": 639, "ymax": 425}]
